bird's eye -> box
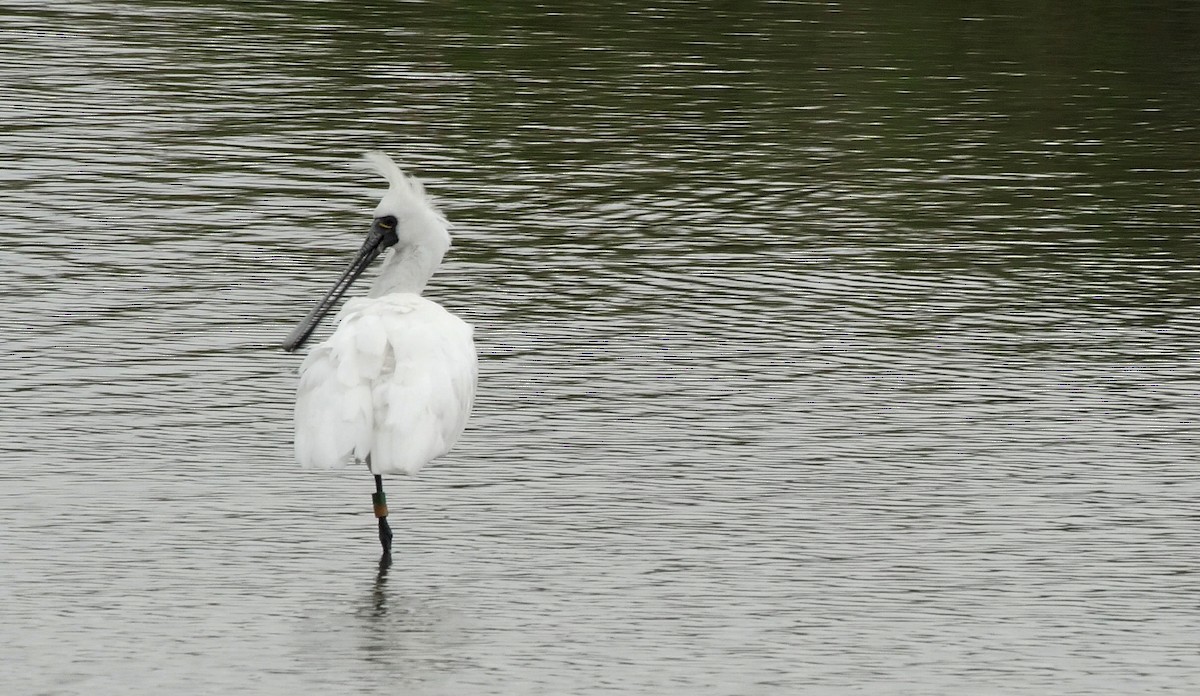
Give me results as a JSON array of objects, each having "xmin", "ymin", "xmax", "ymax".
[{"xmin": 377, "ymin": 216, "xmax": 397, "ymax": 229}]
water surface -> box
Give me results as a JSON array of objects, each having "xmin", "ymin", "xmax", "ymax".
[{"xmin": 2, "ymin": 1, "xmax": 1199, "ymax": 694}]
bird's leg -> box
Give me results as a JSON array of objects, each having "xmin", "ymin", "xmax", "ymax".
[{"xmin": 373, "ymin": 474, "xmax": 394, "ymax": 563}]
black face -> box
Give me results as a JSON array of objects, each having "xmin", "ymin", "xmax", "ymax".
[{"xmin": 375, "ymin": 215, "xmax": 399, "ymax": 248}]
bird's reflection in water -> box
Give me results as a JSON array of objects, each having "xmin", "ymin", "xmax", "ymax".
[
  {"xmin": 369, "ymin": 554, "xmax": 391, "ymax": 620},
  {"xmin": 354, "ymin": 554, "xmax": 473, "ymax": 684}
]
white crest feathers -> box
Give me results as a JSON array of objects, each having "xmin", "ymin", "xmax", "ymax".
[{"xmin": 361, "ymin": 151, "xmax": 447, "ymax": 226}]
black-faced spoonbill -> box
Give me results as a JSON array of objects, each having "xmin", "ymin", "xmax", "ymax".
[{"xmin": 282, "ymin": 152, "xmax": 477, "ymax": 565}]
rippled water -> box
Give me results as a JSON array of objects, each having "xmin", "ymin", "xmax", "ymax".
[{"xmin": 3, "ymin": 1, "xmax": 1199, "ymax": 694}]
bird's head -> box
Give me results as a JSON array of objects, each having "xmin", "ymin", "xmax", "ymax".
[
  {"xmin": 363, "ymin": 151, "xmax": 450, "ymax": 259},
  {"xmin": 281, "ymin": 152, "xmax": 450, "ymax": 353}
]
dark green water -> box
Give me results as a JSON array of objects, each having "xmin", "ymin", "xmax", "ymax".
[{"xmin": 2, "ymin": 2, "xmax": 1198, "ymax": 694}]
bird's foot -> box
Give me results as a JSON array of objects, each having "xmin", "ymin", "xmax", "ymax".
[{"xmin": 378, "ymin": 516, "xmax": 394, "ymax": 555}]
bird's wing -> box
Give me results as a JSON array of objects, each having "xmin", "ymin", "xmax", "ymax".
[
  {"xmin": 294, "ymin": 295, "xmax": 477, "ymax": 475},
  {"xmin": 293, "ymin": 298, "xmax": 382, "ymax": 469}
]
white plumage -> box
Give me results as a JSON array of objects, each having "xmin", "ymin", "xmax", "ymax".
[
  {"xmin": 286, "ymin": 151, "xmax": 477, "ymax": 478},
  {"xmin": 295, "ymin": 294, "xmax": 476, "ymax": 474}
]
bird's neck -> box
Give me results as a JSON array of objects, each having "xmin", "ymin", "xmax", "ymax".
[{"xmin": 368, "ymin": 244, "xmax": 444, "ymax": 297}]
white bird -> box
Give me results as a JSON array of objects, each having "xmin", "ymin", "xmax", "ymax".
[{"xmin": 282, "ymin": 152, "xmax": 477, "ymax": 563}]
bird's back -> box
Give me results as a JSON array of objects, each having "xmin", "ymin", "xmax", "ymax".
[{"xmin": 294, "ymin": 294, "xmax": 477, "ymax": 475}]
